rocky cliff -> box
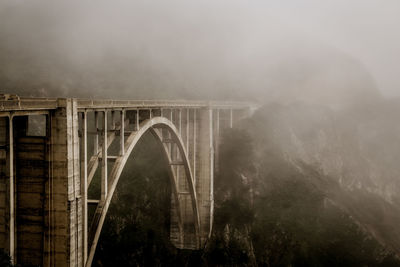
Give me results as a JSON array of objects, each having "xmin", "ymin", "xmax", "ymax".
[{"xmin": 232, "ymin": 97, "xmax": 400, "ymax": 262}]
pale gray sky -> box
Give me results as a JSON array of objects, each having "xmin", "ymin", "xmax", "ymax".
[
  {"xmin": 258, "ymin": 0, "xmax": 400, "ymax": 96},
  {"xmin": 0, "ymin": 0, "xmax": 399, "ymax": 99}
]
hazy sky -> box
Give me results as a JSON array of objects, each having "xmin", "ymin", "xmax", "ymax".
[
  {"xmin": 0, "ymin": 0, "xmax": 399, "ymax": 99},
  {"xmin": 260, "ymin": 0, "xmax": 400, "ymax": 97}
]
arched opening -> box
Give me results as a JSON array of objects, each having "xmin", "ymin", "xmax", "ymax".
[
  {"xmin": 92, "ymin": 132, "xmax": 174, "ymax": 266},
  {"xmin": 85, "ymin": 117, "xmax": 201, "ymax": 266}
]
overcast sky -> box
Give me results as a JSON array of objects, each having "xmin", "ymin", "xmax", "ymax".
[
  {"xmin": 0, "ymin": 0, "xmax": 399, "ymax": 99},
  {"xmin": 259, "ymin": 0, "xmax": 400, "ymax": 97}
]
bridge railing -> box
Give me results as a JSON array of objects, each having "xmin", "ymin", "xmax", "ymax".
[{"xmin": 0, "ymin": 96, "xmax": 258, "ymax": 112}]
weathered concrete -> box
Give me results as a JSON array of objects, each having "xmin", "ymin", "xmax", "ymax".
[
  {"xmin": 0, "ymin": 117, "xmax": 7, "ymax": 253},
  {"xmin": 195, "ymin": 109, "xmax": 214, "ymax": 245},
  {"xmin": 41, "ymin": 99, "xmax": 81, "ymax": 267},
  {"xmin": 0, "ymin": 97, "xmax": 256, "ymax": 267},
  {"xmin": 15, "ymin": 131, "xmax": 47, "ymax": 265}
]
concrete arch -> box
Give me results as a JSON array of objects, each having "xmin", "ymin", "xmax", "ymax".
[{"xmin": 86, "ymin": 117, "xmax": 200, "ymax": 266}]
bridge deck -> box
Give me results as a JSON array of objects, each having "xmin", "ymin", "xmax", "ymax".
[
  {"xmin": 0, "ymin": 95, "xmax": 257, "ymax": 266},
  {"xmin": 0, "ymin": 97, "xmax": 257, "ymax": 112}
]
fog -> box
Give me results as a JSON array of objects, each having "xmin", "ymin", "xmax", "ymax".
[
  {"xmin": 1, "ymin": 0, "xmax": 399, "ymax": 107},
  {"xmin": 2, "ymin": 1, "xmax": 400, "ymax": 266}
]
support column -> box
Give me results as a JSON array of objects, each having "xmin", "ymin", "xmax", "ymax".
[
  {"xmin": 8, "ymin": 115, "xmax": 15, "ymax": 264},
  {"xmin": 193, "ymin": 109, "xmax": 197, "ymax": 186},
  {"xmin": 216, "ymin": 109, "xmax": 220, "ymax": 140},
  {"xmin": 194, "ymin": 108, "xmax": 213, "ymax": 245},
  {"xmin": 186, "ymin": 109, "xmax": 190, "ymax": 152},
  {"xmin": 94, "ymin": 112, "xmax": 99, "ymax": 156},
  {"xmin": 215, "ymin": 109, "xmax": 220, "ymax": 173},
  {"xmin": 168, "ymin": 110, "xmax": 174, "ymax": 157},
  {"xmin": 120, "ymin": 110, "xmax": 125, "ymax": 156},
  {"xmin": 111, "ymin": 111, "xmax": 116, "ymax": 131},
  {"xmin": 101, "ymin": 111, "xmax": 107, "ymax": 201},
  {"xmin": 176, "ymin": 109, "xmax": 182, "ymax": 187},
  {"xmin": 136, "ymin": 109, "xmax": 139, "ymax": 131},
  {"xmin": 0, "ymin": 117, "xmax": 7, "ymax": 254},
  {"xmin": 44, "ymin": 98, "xmax": 81, "ymax": 267},
  {"xmin": 80, "ymin": 112, "xmax": 88, "ymax": 265},
  {"xmin": 178, "ymin": 109, "xmax": 182, "ymax": 133},
  {"xmin": 229, "ymin": 108, "xmax": 233, "ymax": 128}
]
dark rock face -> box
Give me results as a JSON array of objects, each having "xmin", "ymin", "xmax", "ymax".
[
  {"xmin": 240, "ymin": 99, "xmax": 400, "ymax": 256},
  {"xmin": 208, "ymin": 100, "xmax": 400, "ymax": 266}
]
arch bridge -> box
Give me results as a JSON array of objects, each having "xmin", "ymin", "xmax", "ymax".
[{"xmin": 0, "ymin": 97, "xmax": 256, "ymax": 266}]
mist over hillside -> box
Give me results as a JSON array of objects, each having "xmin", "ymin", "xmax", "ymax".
[
  {"xmin": 0, "ymin": 0, "xmax": 383, "ymax": 109},
  {"xmin": 240, "ymin": 101, "xmax": 400, "ymax": 254},
  {"xmin": 1, "ymin": 0, "xmax": 400, "ymax": 266}
]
